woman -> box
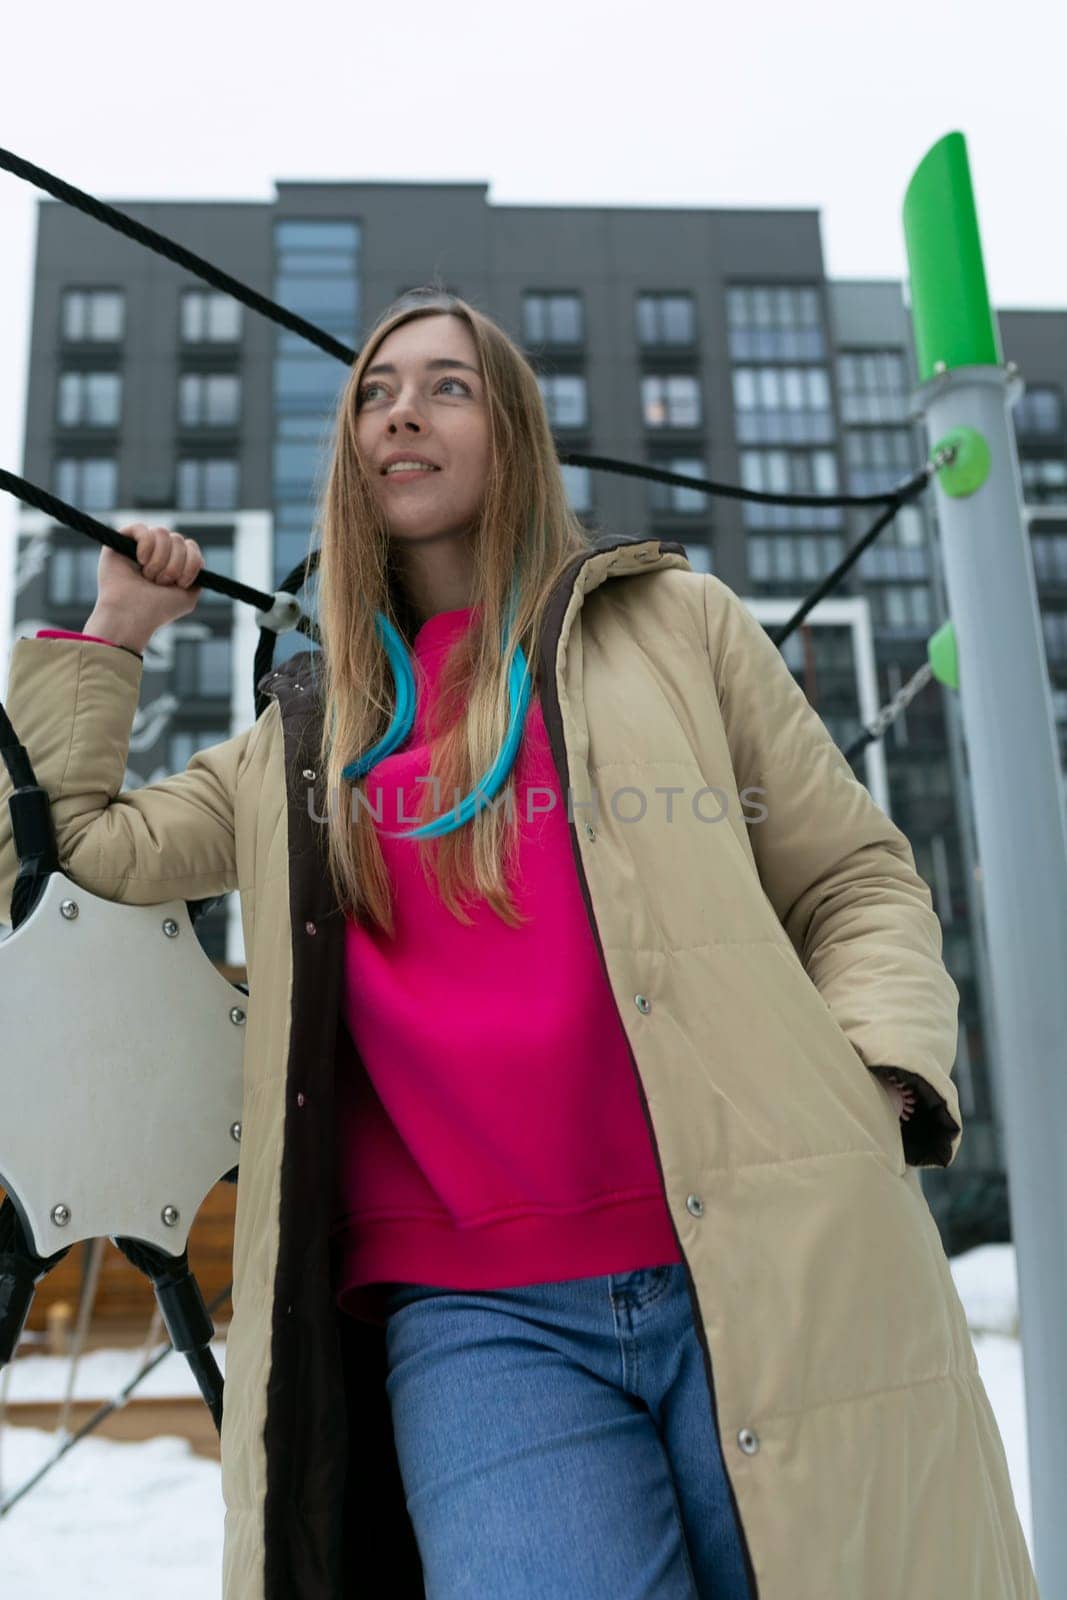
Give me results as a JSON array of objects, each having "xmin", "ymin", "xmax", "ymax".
[{"xmin": 0, "ymin": 288, "xmax": 1038, "ymax": 1599}]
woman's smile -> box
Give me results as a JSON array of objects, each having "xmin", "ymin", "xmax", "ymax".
[{"xmin": 384, "ymin": 467, "xmax": 443, "ymax": 484}]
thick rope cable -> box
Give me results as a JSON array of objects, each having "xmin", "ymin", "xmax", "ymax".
[
  {"xmin": 0, "ymin": 470, "xmax": 277, "ymax": 613},
  {"xmin": 0, "ymin": 137, "xmax": 955, "ymax": 762},
  {"xmin": 0, "ymin": 142, "xmax": 920, "ymax": 513},
  {"xmin": 0, "ymin": 466, "xmax": 321, "ymax": 739},
  {"xmin": 0, "ymin": 149, "xmax": 352, "ymax": 364}
]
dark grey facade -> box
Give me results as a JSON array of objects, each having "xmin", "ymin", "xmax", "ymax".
[{"xmin": 11, "ymin": 182, "xmax": 1067, "ymax": 1228}]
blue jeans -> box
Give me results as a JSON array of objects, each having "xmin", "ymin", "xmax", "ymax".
[{"xmin": 381, "ymin": 1263, "xmax": 755, "ymax": 1599}]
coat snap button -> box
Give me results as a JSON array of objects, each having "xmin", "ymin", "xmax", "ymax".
[
  {"xmin": 737, "ymin": 1427, "xmax": 760, "ymax": 1455},
  {"xmin": 635, "ymin": 994, "xmax": 651, "ymax": 1014},
  {"xmin": 686, "ymin": 1194, "xmax": 704, "ymax": 1217},
  {"xmin": 302, "ymin": 768, "xmax": 316, "ymax": 781},
  {"xmin": 583, "ymin": 822, "xmax": 596, "ymax": 841},
  {"xmin": 305, "ymin": 920, "xmax": 317, "ymax": 936}
]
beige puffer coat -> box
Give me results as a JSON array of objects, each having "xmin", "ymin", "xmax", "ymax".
[{"xmin": 0, "ymin": 537, "xmax": 1038, "ymax": 1597}]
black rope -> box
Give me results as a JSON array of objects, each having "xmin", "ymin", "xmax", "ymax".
[
  {"xmin": 0, "ymin": 140, "xmax": 945, "ymax": 741},
  {"xmin": 1, "ymin": 459, "xmax": 933, "ymax": 743},
  {"xmin": 0, "ymin": 470, "xmax": 276, "ymax": 612},
  {"xmin": 0, "ymin": 142, "xmax": 920, "ymax": 512},
  {"xmin": 557, "ymin": 451, "xmax": 932, "ymax": 510},
  {"xmin": 0, "ymin": 466, "xmax": 322, "ymax": 732},
  {"xmin": 0, "ymin": 141, "xmax": 951, "ymax": 769},
  {"xmin": 0, "ymin": 148, "xmax": 353, "ymax": 364},
  {"xmin": 767, "ymin": 491, "xmax": 915, "ymax": 648}
]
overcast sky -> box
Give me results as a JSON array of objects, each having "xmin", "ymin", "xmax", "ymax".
[{"xmin": 1, "ymin": 0, "xmax": 1062, "ymax": 684}]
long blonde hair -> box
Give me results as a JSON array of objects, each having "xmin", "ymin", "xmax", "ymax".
[{"xmin": 312, "ymin": 288, "xmax": 594, "ymax": 936}]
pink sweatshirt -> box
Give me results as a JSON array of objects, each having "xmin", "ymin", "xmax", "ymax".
[
  {"xmin": 37, "ymin": 622, "xmax": 681, "ymax": 1327},
  {"xmin": 329, "ymin": 605, "xmax": 678, "ymax": 1325}
]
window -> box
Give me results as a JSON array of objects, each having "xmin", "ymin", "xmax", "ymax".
[
  {"xmin": 273, "ymin": 352, "xmax": 349, "ymax": 413},
  {"xmin": 274, "ymin": 220, "xmax": 360, "ymax": 331},
  {"xmin": 640, "ymin": 374, "xmax": 701, "ymax": 429},
  {"xmin": 47, "ymin": 545, "xmax": 102, "ymax": 606},
  {"xmin": 726, "ymin": 285, "xmax": 825, "ymax": 361},
  {"xmin": 879, "ymin": 584, "xmax": 935, "ymax": 634},
  {"xmin": 272, "ymin": 220, "xmax": 361, "ymax": 590},
  {"xmin": 683, "ymin": 542, "xmax": 714, "ymax": 573},
  {"xmin": 177, "ymin": 458, "xmax": 239, "ymax": 511},
  {"xmin": 748, "ymin": 533, "xmax": 847, "ymax": 585},
  {"xmin": 62, "ymin": 290, "xmax": 124, "ymax": 343},
  {"xmin": 844, "ymin": 428, "xmax": 916, "ymax": 495},
  {"xmin": 1041, "ymin": 609, "xmax": 1067, "ymax": 661},
  {"xmin": 837, "ymin": 351, "xmax": 910, "ymax": 424},
  {"xmin": 54, "ymin": 456, "xmax": 117, "ymax": 510},
  {"xmin": 854, "ymin": 544, "xmax": 929, "ymax": 581},
  {"xmin": 1013, "ymin": 385, "xmax": 1063, "ymax": 438},
  {"xmin": 1020, "ymin": 457, "xmax": 1067, "ymax": 505},
  {"xmin": 277, "ymin": 220, "xmax": 361, "ymax": 255},
  {"xmin": 847, "ymin": 502, "xmax": 925, "ymax": 555},
  {"xmin": 57, "ymin": 371, "xmax": 121, "ymax": 428},
  {"xmin": 276, "ymin": 415, "xmax": 333, "ymax": 495},
  {"xmin": 174, "ymin": 638, "xmax": 233, "ymax": 698},
  {"xmin": 179, "ymin": 373, "xmax": 241, "ymax": 428},
  {"xmin": 274, "ymin": 274, "xmax": 357, "ymax": 321},
  {"xmin": 636, "ymin": 294, "xmax": 696, "ymax": 347},
  {"xmin": 560, "ymin": 463, "xmax": 592, "ymax": 513},
  {"xmin": 732, "ymin": 367, "xmax": 833, "ymax": 444},
  {"xmin": 537, "ymin": 374, "xmax": 587, "ymax": 429},
  {"xmin": 168, "ymin": 727, "xmax": 231, "ymax": 771},
  {"xmin": 1032, "ymin": 532, "xmax": 1067, "ymax": 583},
  {"xmin": 648, "ymin": 456, "xmax": 707, "ymax": 514},
  {"xmin": 524, "ymin": 293, "xmax": 583, "ymax": 346},
  {"xmin": 274, "ymin": 506, "xmax": 316, "ymax": 588},
  {"xmin": 180, "ymin": 290, "xmax": 242, "ymax": 344},
  {"xmin": 739, "ymin": 448, "xmax": 840, "ymax": 528}
]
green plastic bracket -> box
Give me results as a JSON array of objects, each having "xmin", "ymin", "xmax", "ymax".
[
  {"xmin": 928, "ymin": 621, "xmax": 958, "ymax": 691},
  {"xmin": 902, "ymin": 132, "xmax": 1002, "ymax": 382},
  {"xmin": 933, "ymin": 426, "xmax": 991, "ymax": 497}
]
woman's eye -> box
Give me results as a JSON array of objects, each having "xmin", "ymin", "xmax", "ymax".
[{"xmin": 358, "ymin": 376, "xmax": 471, "ymax": 404}]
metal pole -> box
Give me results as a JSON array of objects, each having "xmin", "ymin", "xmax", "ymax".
[
  {"xmin": 903, "ymin": 129, "xmax": 1067, "ymax": 1591},
  {"xmin": 924, "ymin": 518, "xmax": 1001, "ymax": 1136}
]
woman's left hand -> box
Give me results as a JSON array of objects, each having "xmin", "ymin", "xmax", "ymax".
[{"xmin": 882, "ymin": 1072, "xmax": 917, "ymax": 1122}]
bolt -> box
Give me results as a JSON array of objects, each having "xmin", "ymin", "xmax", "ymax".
[
  {"xmin": 230, "ymin": 1121, "xmax": 242, "ymax": 1143},
  {"xmin": 60, "ymin": 900, "xmax": 79, "ymax": 920},
  {"xmin": 230, "ymin": 1006, "xmax": 246, "ymax": 1025},
  {"xmin": 51, "ymin": 1203, "xmax": 71, "ymax": 1226},
  {"xmin": 161, "ymin": 1205, "xmax": 180, "ymax": 1227},
  {"xmin": 162, "ymin": 918, "xmax": 180, "ymax": 938}
]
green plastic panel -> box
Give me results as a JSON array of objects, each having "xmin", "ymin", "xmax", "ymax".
[{"xmin": 902, "ymin": 132, "xmax": 1002, "ymax": 382}]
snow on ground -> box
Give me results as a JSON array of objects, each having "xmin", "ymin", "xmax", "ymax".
[
  {"xmin": 0, "ymin": 1427, "xmax": 224, "ymax": 1598},
  {"xmin": 0, "ymin": 1244, "xmax": 1034, "ymax": 1595},
  {"xmin": 2, "ymin": 1339, "xmax": 227, "ymax": 1402},
  {"xmin": 0, "ymin": 1336, "xmax": 228, "ymax": 1597}
]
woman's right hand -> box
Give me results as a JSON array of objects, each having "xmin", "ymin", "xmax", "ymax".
[{"xmin": 88, "ymin": 524, "xmax": 207, "ymax": 648}]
